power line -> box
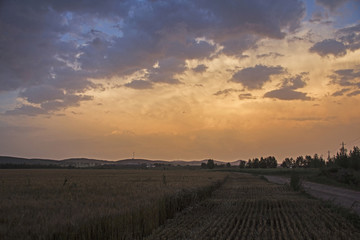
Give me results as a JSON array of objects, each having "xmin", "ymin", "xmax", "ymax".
[
  {"xmin": 330, "ymin": 137, "xmax": 360, "ymax": 156},
  {"xmin": 348, "ymin": 136, "xmax": 360, "ymax": 145}
]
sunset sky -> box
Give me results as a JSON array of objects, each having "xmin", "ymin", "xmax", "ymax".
[{"xmin": 1, "ymin": 0, "xmax": 360, "ymax": 162}]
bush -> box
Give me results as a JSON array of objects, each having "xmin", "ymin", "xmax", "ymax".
[
  {"xmin": 290, "ymin": 172, "xmax": 302, "ymax": 191},
  {"xmin": 337, "ymin": 169, "xmax": 359, "ymax": 186}
]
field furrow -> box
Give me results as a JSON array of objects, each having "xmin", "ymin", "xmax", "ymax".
[{"xmin": 146, "ymin": 172, "xmax": 360, "ymax": 240}]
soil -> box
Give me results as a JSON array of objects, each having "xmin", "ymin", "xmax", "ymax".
[{"xmin": 264, "ymin": 175, "xmax": 360, "ymax": 215}]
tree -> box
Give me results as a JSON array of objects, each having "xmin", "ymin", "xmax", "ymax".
[
  {"xmin": 290, "ymin": 172, "xmax": 302, "ymax": 191},
  {"xmin": 335, "ymin": 152, "xmax": 349, "ymax": 168},
  {"xmin": 266, "ymin": 156, "xmax": 277, "ymax": 168},
  {"xmin": 349, "ymin": 146, "xmax": 360, "ymax": 170},
  {"xmin": 207, "ymin": 159, "xmax": 215, "ymax": 169},
  {"xmin": 295, "ymin": 156, "xmax": 305, "ymax": 168},
  {"xmin": 253, "ymin": 158, "xmax": 260, "ymax": 168},
  {"xmin": 246, "ymin": 159, "xmax": 252, "ymax": 168},
  {"xmin": 259, "ymin": 157, "xmax": 267, "ymax": 168},
  {"xmin": 281, "ymin": 158, "xmax": 294, "ymax": 168},
  {"xmin": 310, "ymin": 154, "xmax": 325, "ymax": 168},
  {"xmin": 305, "ymin": 155, "xmax": 312, "ymax": 168},
  {"xmin": 239, "ymin": 160, "xmax": 246, "ymax": 168},
  {"xmin": 200, "ymin": 162, "xmax": 207, "ymax": 169}
]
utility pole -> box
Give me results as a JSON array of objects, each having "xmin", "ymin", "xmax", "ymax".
[{"xmin": 132, "ymin": 152, "xmax": 135, "ymax": 160}]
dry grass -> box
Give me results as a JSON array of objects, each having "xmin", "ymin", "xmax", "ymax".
[{"xmin": 0, "ymin": 169, "xmax": 228, "ymax": 239}]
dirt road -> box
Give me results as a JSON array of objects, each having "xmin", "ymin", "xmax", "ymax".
[{"xmin": 264, "ymin": 175, "xmax": 360, "ymax": 215}]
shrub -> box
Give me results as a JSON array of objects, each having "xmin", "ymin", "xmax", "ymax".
[
  {"xmin": 337, "ymin": 169, "xmax": 359, "ymax": 186},
  {"xmin": 290, "ymin": 172, "xmax": 302, "ymax": 191}
]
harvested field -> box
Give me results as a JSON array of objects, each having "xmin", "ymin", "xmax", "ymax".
[
  {"xmin": 265, "ymin": 175, "xmax": 360, "ymax": 215},
  {"xmin": 147, "ymin": 173, "xmax": 360, "ymax": 240}
]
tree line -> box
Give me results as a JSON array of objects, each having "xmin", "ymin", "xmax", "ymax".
[
  {"xmin": 197, "ymin": 145, "xmax": 359, "ymax": 171},
  {"xmin": 239, "ymin": 156, "xmax": 277, "ymax": 169},
  {"xmin": 280, "ymin": 146, "xmax": 360, "ymax": 170},
  {"xmin": 280, "ymin": 154, "xmax": 325, "ymax": 168},
  {"xmin": 201, "ymin": 159, "xmax": 232, "ymax": 169}
]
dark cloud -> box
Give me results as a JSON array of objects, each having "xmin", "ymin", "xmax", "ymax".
[
  {"xmin": 337, "ymin": 23, "xmax": 360, "ymax": 35},
  {"xmin": 315, "ymin": 0, "xmax": 348, "ymax": 11},
  {"xmin": 256, "ymin": 52, "xmax": 284, "ymax": 59},
  {"xmin": 238, "ymin": 93, "xmax": 256, "ymax": 100},
  {"xmin": 147, "ymin": 58, "xmax": 186, "ymax": 84},
  {"xmin": 308, "ymin": 11, "xmax": 333, "ymax": 24},
  {"xmin": 310, "ymin": 23, "xmax": 360, "ymax": 57},
  {"xmin": 280, "ymin": 73, "xmax": 309, "ymax": 89},
  {"xmin": 5, "ymin": 94, "xmax": 93, "ymax": 116},
  {"xmin": 329, "ymin": 68, "xmax": 360, "ymax": 97},
  {"xmin": 214, "ymin": 88, "xmax": 256, "ymax": 100},
  {"xmin": 347, "ymin": 90, "xmax": 360, "ymax": 96},
  {"xmin": 287, "ymin": 31, "xmax": 315, "ymax": 43},
  {"xmin": 309, "ymin": 11, "xmax": 325, "ymax": 23},
  {"xmin": 41, "ymin": 95, "xmax": 93, "ymax": 112},
  {"xmin": 230, "ymin": 65, "xmax": 285, "ymax": 90},
  {"xmin": 192, "ymin": 64, "xmax": 208, "ymax": 73},
  {"xmin": 332, "ymin": 88, "xmax": 351, "ymax": 96},
  {"xmin": 214, "ymin": 88, "xmax": 243, "ymax": 97},
  {"xmin": 264, "ymin": 73, "xmax": 311, "ymax": 101},
  {"xmin": 1, "ymin": 0, "xmax": 306, "ymax": 115},
  {"xmin": 329, "ymin": 68, "xmax": 360, "ymax": 87},
  {"xmin": 162, "ymin": 38, "xmax": 216, "ymax": 60},
  {"xmin": 309, "ymin": 39, "xmax": 347, "ymax": 57},
  {"xmin": 337, "ymin": 23, "xmax": 360, "ymax": 51},
  {"xmin": 124, "ymin": 80, "xmax": 153, "ymax": 90},
  {"xmin": 264, "ymin": 89, "xmax": 311, "ymax": 100},
  {"xmin": 5, "ymin": 105, "xmax": 47, "ymax": 116},
  {"xmin": 238, "ymin": 54, "xmax": 250, "ymax": 59},
  {"xmin": 19, "ymin": 85, "xmax": 65, "ymax": 104},
  {"xmin": 220, "ymin": 35, "xmax": 260, "ymax": 56}
]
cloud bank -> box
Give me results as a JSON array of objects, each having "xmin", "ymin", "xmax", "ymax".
[
  {"xmin": 230, "ymin": 65, "xmax": 285, "ymax": 90},
  {"xmin": 309, "ymin": 23, "xmax": 360, "ymax": 57},
  {"xmin": 264, "ymin": 73, "xmax": 311, "ymax": 101},
  {"xmin": 0, "ymin": 0, "xmax": 306, "ymax": 115}
]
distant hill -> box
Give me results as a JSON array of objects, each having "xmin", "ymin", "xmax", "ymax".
[
  {"xmin": 0, "ymin": 156, "xmax": 60, "ymax": 165},
  {"xmin": 116, "ymin": 159, "xmax": 169, "ymax": 165},
  {"xmin": 60, "ymin": 158, "xmax": 112, "ymax": 167},
  {"xmin": 0, "ymin": 156, "xmax": 243, "ymax": 168},
  {"xmin": 0, "ymin": 156, "xmax": 114, "ymax": 168}
]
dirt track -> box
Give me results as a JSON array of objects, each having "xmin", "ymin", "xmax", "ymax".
[{"xmin": 264, "ymin": 175, "xmax": 360, "ymax": 215}]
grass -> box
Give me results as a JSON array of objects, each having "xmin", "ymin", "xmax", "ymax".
[
  {"xmin": 227, "ymin": 167, "xmax": 320, "ymax": 177},
  {"xmin": 0, "ymin": 169, "xmax": 228, "ymax": 239},
  {"xmin": 230, "ymin": 167, "xmax": 360, "ymax": 191}
]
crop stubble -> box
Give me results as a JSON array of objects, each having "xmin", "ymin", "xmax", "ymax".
[{"xmin": 146, "ymin": 173, "xmax": 360, "ymax": 240}]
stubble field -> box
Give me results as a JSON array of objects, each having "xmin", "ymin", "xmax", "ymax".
[{"xmin": 147, "ymin": 173, "xmax": 360, "ymax": 240}]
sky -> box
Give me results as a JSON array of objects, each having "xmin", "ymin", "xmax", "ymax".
[{"xmin": 1, "ymin": 0, "xmax": 360, "ymax": 162}]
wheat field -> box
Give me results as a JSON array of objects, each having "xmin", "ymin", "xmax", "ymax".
[{"xmin": 0, "ymin": 169, "xmax": 227, "ymax": 239}]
